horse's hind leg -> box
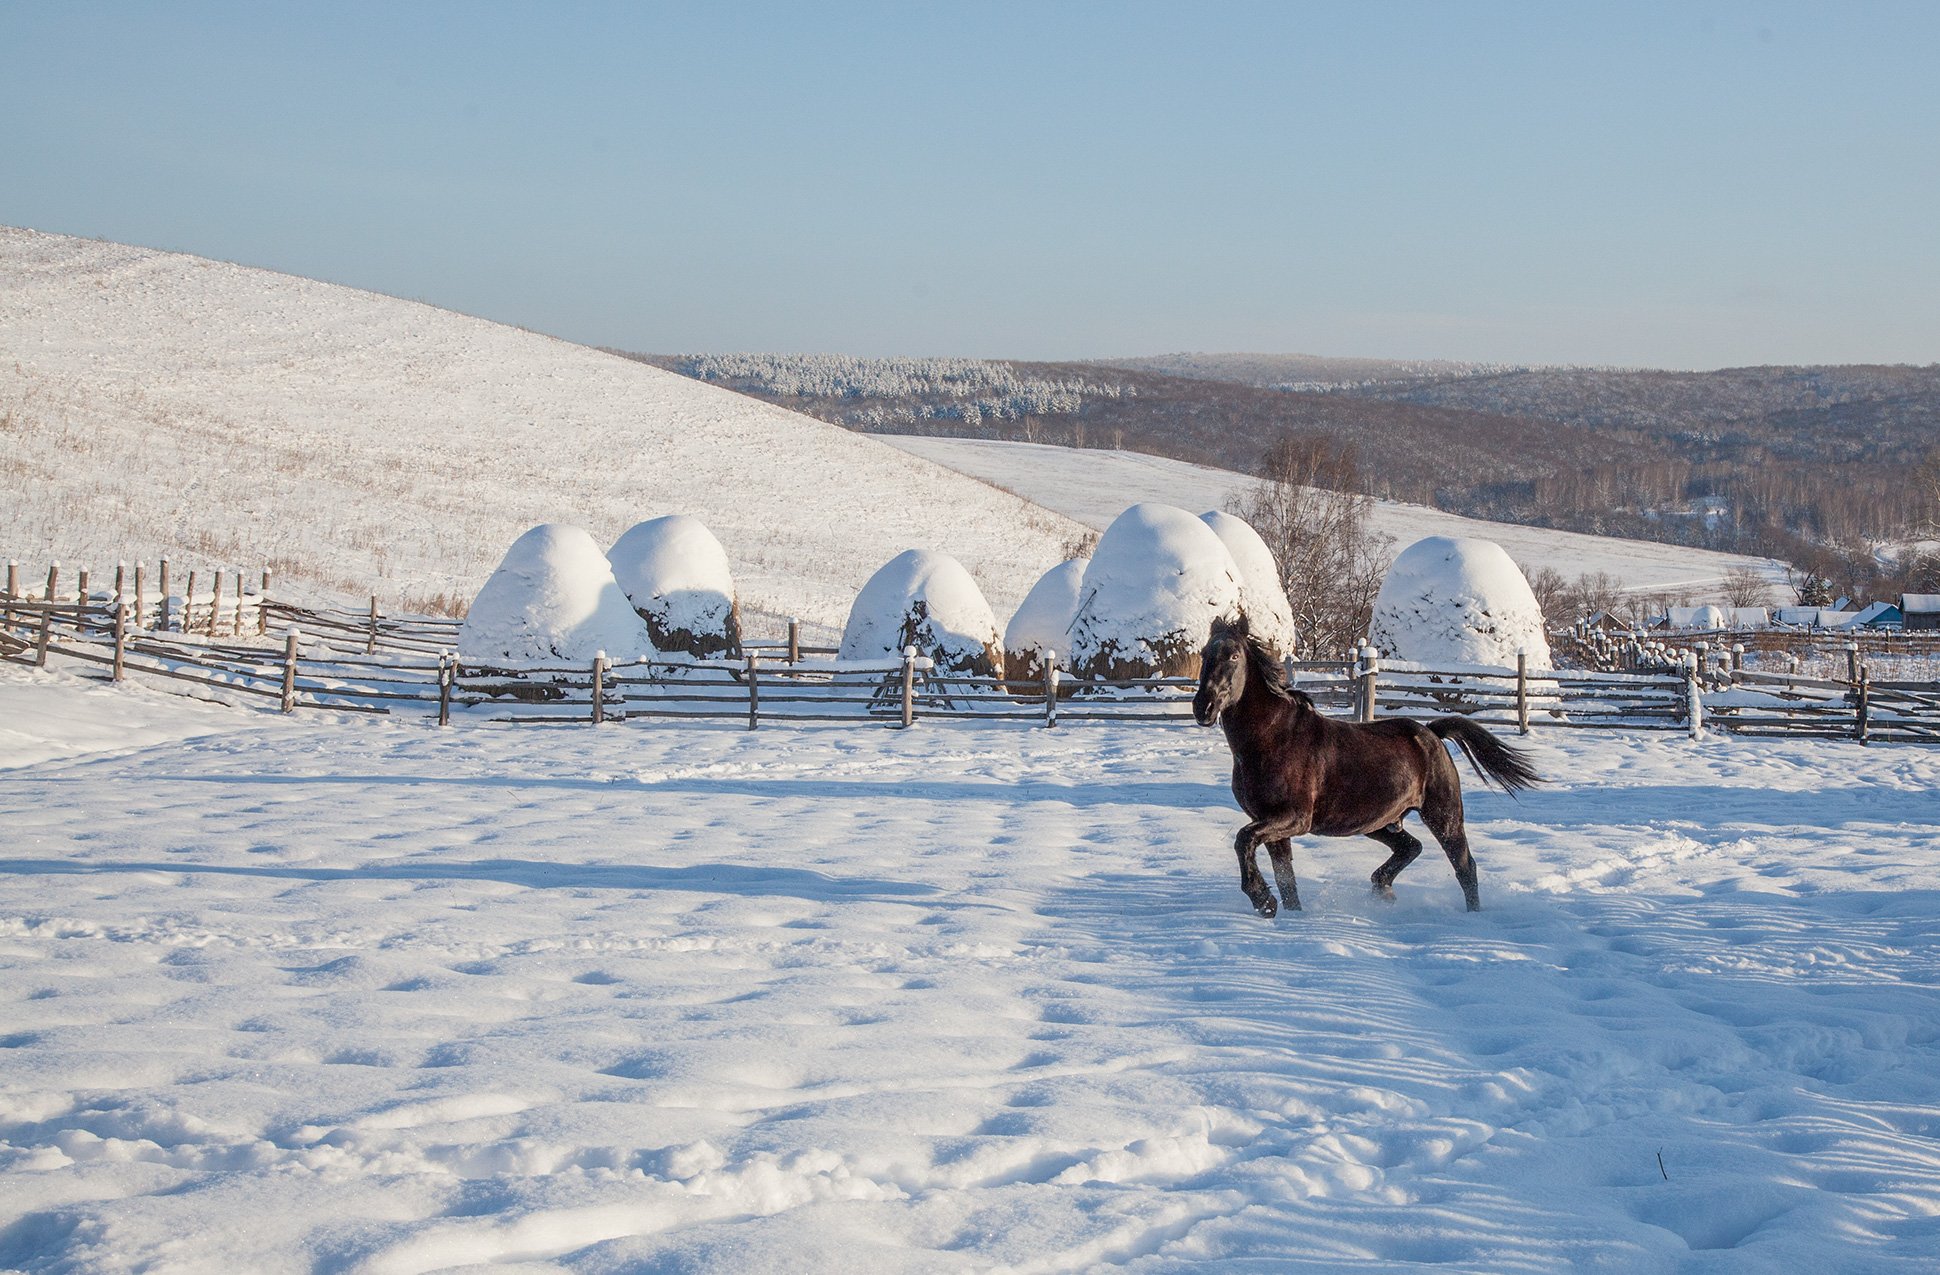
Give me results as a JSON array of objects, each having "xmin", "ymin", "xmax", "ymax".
[
  {"xmin": 1265, "ymin": 839, "xmax": 1302, "ymax": 912},
  {"xmin": 1367, "ymin": 823, "xmax": 1423, "ymax": 901},
  {"xmin": 1420, "ymin": 788, "xmax": 1481, "ymax": 913}
]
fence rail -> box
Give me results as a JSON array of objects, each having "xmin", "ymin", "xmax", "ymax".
[{"xmin": 4, "ymin": 591, "xmax": 1936, "ymax": 743}]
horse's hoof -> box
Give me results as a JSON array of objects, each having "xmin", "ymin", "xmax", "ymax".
[
  {"xmin": 1251, "ymin": 895, "xmax": 1277, "ymax": 918},
  {"xmin": 1373, "ymin": 884, "xmax": 1396, "ymax": 903}
]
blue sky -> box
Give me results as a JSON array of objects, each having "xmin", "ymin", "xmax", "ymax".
[{"xmin": 3, "ymin": 1, "xmax": 1935, "ymax": 367}]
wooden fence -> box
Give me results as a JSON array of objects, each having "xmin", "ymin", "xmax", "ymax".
[
  {"xmin": 1556, "ymin": 623, "xmax": 1940, "ymax": 676},
  {"xmin": 4, "ymin": 593, "xmax": 1936, "ymax": 743}
]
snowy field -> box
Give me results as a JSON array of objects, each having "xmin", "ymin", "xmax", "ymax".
[
  {"xmin": 5, "ymin": 666, "xmax": 1939, "ymax": 1272},
  {"xmin": 879, "ymin": 437, "xmax": 1787, "ymax": 597}
]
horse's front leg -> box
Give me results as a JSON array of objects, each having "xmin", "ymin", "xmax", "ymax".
[{"xmin": 1232, "ymin": 822, "xmax": 1277, "ymax": 917}]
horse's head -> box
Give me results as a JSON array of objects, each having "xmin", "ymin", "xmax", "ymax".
[{"xmin": 1193, "ymin": 615, "xmax": 1249, "ymax": 726}]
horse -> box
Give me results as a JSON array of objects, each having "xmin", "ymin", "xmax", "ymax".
[{"xmin": 1192, "ymin": 616, "xmax": 1541, "ymax": 914}]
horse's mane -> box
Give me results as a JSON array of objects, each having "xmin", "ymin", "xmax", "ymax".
[{"xmin": 1212, "ymin": 616, "xmax": 1314, "ymax": 710}]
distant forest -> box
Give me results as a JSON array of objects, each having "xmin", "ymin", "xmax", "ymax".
[{"xmin": 619, "ymin": 351, "xmax": 1940, "ymax": 601}]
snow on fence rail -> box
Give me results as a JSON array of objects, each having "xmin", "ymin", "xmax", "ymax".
[{"xmin": 4, "ymin": 593, "xmax": 1938, "ymax": 743}]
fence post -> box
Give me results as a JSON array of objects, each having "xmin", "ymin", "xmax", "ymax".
[
  {"xmin": 367, "ymin": 596, "xmax": 379, "ymax": 655},
  {"xmin": 112, "ymin": 602, "xmax": 127, "ymax": 682},
  {"xmin": 900, "ymin": 645, "xmax": 917, "ymax": 728},
  {"xmin": 746, "ymin": 651, "xmax": 760, "ymax": 730},
  {"xmin": 77, "ymin": 568, "xmax": 89, "ymax": 606},
  {"xmin": 1043, "ymin": 650, "xmax": 1059, "ymax": 728},
  {"xmin": 4, "ymin": 560, "xmax": 14, "ymax": 599},
  {"xmin": 1731, "ymin": 643, "xmax": 1744, "ymax": 678},
  {"xmin": 281, "ymin": 630, "xmax": 300, "ymax": 713},
  {"xmin": 1516, "ymin": 648, "xmax": 1530, "ymax": 735},
  {"xmin": 114, "ymin": 562, "xmax": 125, "ymax": 604},
  {"xmin": 1856, "ymin": 666, "xmax": 1870, "ymax": 745},
  {"xmin": 592, "ymin": 651, "xmax": 607, "ymax": 725},
  {"xmin": 1845, "ymin": 642, "xmax": 1859, "ymax": 684},
  {"xmin": 1358, "ymin": 648, "xmax": 1379, "ymax": 723},
  {"xmin": 185, "ymin": 571, "xmax": 197, "ymax": 635},
  {"xmin": 787, "ymin": 618, "xmax": 800, "ymax": 665},
  {"xmin": 232, "ymin": 570, "xmax": 244, "ymax": 637},
  {"xmin": 209, "ymin": 572, "xmax": 222, "ymax": 637},
  {"xmin": 159, "ymin": 559, "xmax": 171, "ymax": 632},
  {"xmin": 1685, "ymin": 653, "xmax": 1704, "ymax": 740},
  {"xmin": 437, "ymin": 650, "xmax": 453, "ymax": 727},
  {"xmin": 1348, "ymin": 642, "xmax": 1364, "ymax": 718},
  {"xmin": 259, "ymin": 569, "xmax": 271, "ymax": 635},
  {"xmin": 35, "ymin": 599, "xmax": 52, "ymax": 668},
  {"xmin": 44, "ymin": 562, "xmax": 58, "ymax": 603}
]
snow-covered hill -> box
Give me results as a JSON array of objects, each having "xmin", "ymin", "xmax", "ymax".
[
  {"xmin": 0, "ymin": 228, "xmax": 1084, "ymax": 632},
  {"xmin": 881, "ymin": 436, "xmax": 1789, "ymax": 595}
]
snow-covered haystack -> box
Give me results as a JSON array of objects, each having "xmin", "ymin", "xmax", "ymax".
[
  {"xmin": 1368, "ymin": 536, "xmax": 1551, "ymax": 669},
  {"xmin": 1003, "ymin": 558, "xmax": 1088, "ymax": 686},
  {"xmin": 1679, "ymin": 604, "xmax": 1730, "ymax": 632},
  {"xmin": 608, "ymin": 515, "xmax": 741, "ymax": 658},
  {"xmin": 1199, "ymin": 511, "xmax": 1298, "ymax": 656},
  {"xmin": 839, "ymin": 550, "xmax": 1003, "ymax": 676},
  {"xmin": 459, "ymin": 524, "xmax": 655, "ymax": 668},
  {"xmin": 1067, "ymin": 503, "xmax": 1244, "ymax": 680}
]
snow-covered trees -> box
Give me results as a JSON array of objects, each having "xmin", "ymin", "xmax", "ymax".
[{"xmin": 667, "ymin": 353, "xmax": 1125, "ymax": 430}]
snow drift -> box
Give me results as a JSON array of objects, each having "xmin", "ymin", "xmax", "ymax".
[
  {"xmin": 458, "ymin": 524, "xmax": 655, "ymax": 668},
  {"xmin": 609, "ymin": 515, "xmax": 742, "ymax": 658},
  {"xmin": 1368, "ymin": 536, "xmax": 1551, "ymax": 669},
  {"xmin": 1198, "ymin": 511, "xmax": 1297, "ymax": 655},
  {"xmin": 1003, "ymin": 558, "xmax": 1088, "ymax": 686},
  {"xmin": 8, "ymin": 672, "xmax": 1940, "ymax": 1272},
  {"xmin": 1067, "ymin": 504, "xmax": 1243, "ymax": 680},
  {"xmin": 839, "ymin": 550, "xmax": 1003, "ymax": 676}
]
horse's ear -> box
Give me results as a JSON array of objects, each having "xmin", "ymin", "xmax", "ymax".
[{"xmin": 1226, "ymin": 610, "xmax": 1251, "ymax": 639}]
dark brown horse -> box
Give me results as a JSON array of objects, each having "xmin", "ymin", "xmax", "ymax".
[{"xmin": 1193, "ymin": 617, "xmax": 1541, "ymax": 914}]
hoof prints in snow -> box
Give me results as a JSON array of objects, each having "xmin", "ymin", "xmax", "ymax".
[{"xmin": 2, "ymin": 691, "xmax": 1940, "ymax": 1269}]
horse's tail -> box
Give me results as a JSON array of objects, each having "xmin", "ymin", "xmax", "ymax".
[{"xmin": 1428, "ymin": 717, "xmax": 1543, "ymax": 795}]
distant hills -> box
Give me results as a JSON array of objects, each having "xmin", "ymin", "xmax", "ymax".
[{"xmin": 632, "ymin": 351, "xmax": 1940, "ymax": 598}]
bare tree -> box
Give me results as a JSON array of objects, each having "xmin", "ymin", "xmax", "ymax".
[
  {"xmin": 1061, "ymin": 528, "xmax": 1100, "ymax": 561},
  {"xmin": 1918, "ymin": 449, "xmax": 1940, "ymax": 538},
  {"xmin": 1564, "ymin": 571, "xmax": 1630, "ymax": 623},
  {"xmin": 1520, "ymin": 563, "xmax": 1571, "ymax": 627},
  {"xmin": 1718, "ymin": 566, "xmax": 1773, "ymax": 609},
  {"xmin": 1228, "ymin": 433, "xmax": 1393, "ymax": 656}
]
